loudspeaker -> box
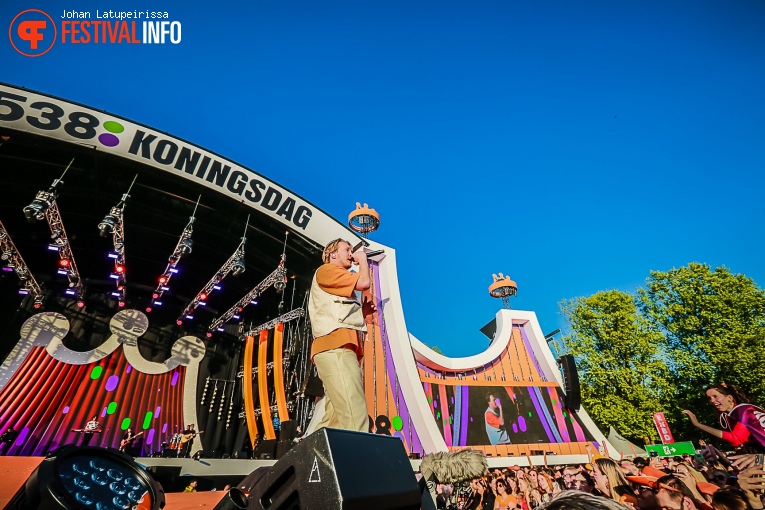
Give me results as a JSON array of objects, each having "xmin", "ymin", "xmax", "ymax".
[
  {"xmin": 255, "ymin": 439, "xmax": 277, "ymax": 460},
  {"xmin": 303, "ymin": 366, "xmax": 324, "ymax": 399},
  {"xmin": 280, "ymin": 420, "xmax": 299, "ymax": 442},
  {"xmin": 558, "ymin": 354, "xmax": 581, "ymax": 411},
  {"xmin": 241, "ymin": 428, "xmax": 420, "ymax": 509},
  {"xmin": 276, "ymin": 439, "xmax": 294, "ymax": 458}
]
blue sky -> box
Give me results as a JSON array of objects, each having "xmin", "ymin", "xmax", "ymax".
[{"xmin": 3, "ymin": 0, "xmax": 764, "ymax": 356}]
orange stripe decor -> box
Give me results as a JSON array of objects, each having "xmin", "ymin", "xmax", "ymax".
[
  {"xmin": 258, "ymin": 329, "xmax": 276, "ymax": 440},
  {"xmin": 243, "ymin": 335, "xmax": 259, "ymax": 448},
  {"xmin": 272, "ymin": 323, "xmax": 289, "ymax": 423}
]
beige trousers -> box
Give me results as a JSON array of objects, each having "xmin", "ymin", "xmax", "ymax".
[{"xmin": 312, "ymin": 347, "xmax": 368, "ymax": 433}]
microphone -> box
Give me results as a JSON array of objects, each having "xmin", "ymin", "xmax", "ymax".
[{"xmin": 364, "ymin": 249, "xmax": 385, "ymax": 258}]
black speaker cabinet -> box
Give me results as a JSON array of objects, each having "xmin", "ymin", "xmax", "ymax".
[
  {"xmin": 279, "ymin": 420, "xmax": 299, "ymax": 442},
  {"xmin": 254, "ymin": 439, "xmax": 277, "ymax": 460},
  {"xmin": 558, "ymin": 354, "xmax": 581, "ymax": 411},
  {"xmin": 242, "ymin": 428, "xmax": 420, "ymax": 510}
]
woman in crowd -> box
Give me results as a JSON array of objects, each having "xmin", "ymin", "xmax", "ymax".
[
  {"xmin": 494, "ymin": 478, "xmax": 516, "ymax": 510},
  {"xmin": 683, "ymin": 383, "xmax": 765, "ymax": 453},
  {"xmin": 591, "ymin": 458, "xmax": 634, "ymax": 502}
]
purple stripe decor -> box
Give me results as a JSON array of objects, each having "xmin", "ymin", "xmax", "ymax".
[{"xmin": 375, "ymin": 261, "xmax": 422, "ymax": 454}]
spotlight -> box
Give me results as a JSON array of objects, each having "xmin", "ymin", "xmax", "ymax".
[
  {"xmin": 115, "ymin": 264, "xmax": 125, "ymax": 274},
  {"xmin": 206, "ymin": 332, "xmax": 212, "ymax": 338},
  {"xmin": 33, "ymin": 301, "xmax": 42, "ymax": 309},
  {"xmin": 48, "ymin": 244, "xmax": 61, "ymax": 252},
  {"xmin": 231, "ymin": 258, "xmax": 245, "ymax": 276},
  {"xmin": 152, "ymin": 293, "xmax": 159, "ymax": 299},
  {"xmin": 158, "ymin": 275, "xmax": 168, "ymax": 285},
  {"xmin": 23, "ymin": 199, "xmax": 48, "ymax": 223},
  {"xmin": 176, "ymin": 320, "xmax": 183, "ymax": 326},
  {"xmin": 145, "ymin": 307, "xmax": 152, "ymax": 313},
  {"xmin": 76, "ymin": 300, "xmax": 85, "ymax": 308},
  {"xmin": 199, "ymin": 291, "xmax": 208, "ymax": 301},
  {"xmin": 107, "ymin": 252, "xmax": 119, "ymax": 260},
  {"xmin": 59, "ymin": 259, "xmax": 71, "ymax": 268},
  {"xmin": 179, "ymin": 237, "xmax": 193, "ymax": 255},
  {"xmin": 7, "ymin": 444, "xmax": 165, "ymax": 510},
  {"xmin": 98, "ymin": 214, "xmax": 117, "ymax": 237},
  {"xmin": 2, "ymin": 250, "xmax": 13, "ymax": 260},
  {"xmin": 118, "ymin": 301, "xmax": 126, "ymax": 308}
]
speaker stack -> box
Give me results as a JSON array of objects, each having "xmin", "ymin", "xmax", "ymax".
[
  {"xmin": 240, "ymin": 428, "xmax": 421, "ymax": 509},
  {"xmin": 558, "ymin": 354, "xmax": 581, "ymax": 411}
]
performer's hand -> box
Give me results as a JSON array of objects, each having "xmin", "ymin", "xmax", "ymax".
[
  {"xmin": 362, "ymin": 294, "xmax": 376, "ymax": 322},
  {"xmin": 351, "ymin": 250, "xmax": 367, "ymax": 266},
  {"xmin": 681, "ymin": 410, "xmax": 699, "ymax": 426},
  {"xmin": 495, "ymin": 398, "xmax": 502, "ymax": 408}
]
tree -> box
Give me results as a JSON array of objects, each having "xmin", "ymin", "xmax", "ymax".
[
  {"xmin": 561, "ymin": 290, "xmax": 671, "ymax": 443},
  {"xmin": 638, "ymin": 263, "xmax": 765, "ymax": 436}
]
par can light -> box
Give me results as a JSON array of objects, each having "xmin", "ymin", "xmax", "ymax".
[{"xmin": 7, "ymin": 445, "xmax": 165, "ymax": 510}]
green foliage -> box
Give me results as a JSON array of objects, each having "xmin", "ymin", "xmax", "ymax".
[
  {"xmin": 561, "ymin": 263, "xmax": 765, "ymax": 444},
  {"xmin": 561, "ymin": 290, "xmax": 670, "ymax": 442}
]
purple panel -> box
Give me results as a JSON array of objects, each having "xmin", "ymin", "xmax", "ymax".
[
  {"xmin": 155, "ymin": 406, "xmax": 161, "ymax": 418},
  {"xmin": 527, "ymin": 386, "xmax": 555, "ymax": 442},
  {"xmin": 146, "ymin": 429, "xmax": 155, "ymax": 444},
  {"xmin": 459, "ymin": 385, "xmax": 470, "ymax": 446},
  {"xmin": 105, "ymin": 375, "xmax": 119, "ymax": 391},
  {"xmin": 171, "ymin": 372, "xmax": 179, "ymax": 386},
  {"xmin": 376, "ymin": 263, "xmax": 422, "ymax": 454},
  {"xmin": 62, "ymin": 406, "xmax": 70, "ymax": 414},
  {"xmin": 15, "ymin": 427, "xmax": 29, "ymax": 446}
]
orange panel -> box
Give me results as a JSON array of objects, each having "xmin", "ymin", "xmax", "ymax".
[
  {"xmin": 506, "ymin": 445, "xmax": 520, "ymax": 456},
  {"xmin": 484, "ymin": 445, "xmax": 498, "ymax": 457},
  {"xmin": 0, "ymin": 457, "xmax": 44, "ymax": 508},
  {"xmin": 374, "ymin": 323, "xmax": 387, "ymax": 420},
  {"xmin": 558, "ymin": 442, "xmax": 572, "ymax": 455},
  {"xmin": 242, "ymin": 335, "xmax": 259, "ymax": 448},
  {"xmin": 495, "ymin": 444, "xmax": 510, "ymax": 456},
  {"xmin": 272, "ymin": 323, "xmax": 289, "ymax": 423},
  {"xmin": 258, "ymin": 329, "xmax": 276, "ymax": 440}
]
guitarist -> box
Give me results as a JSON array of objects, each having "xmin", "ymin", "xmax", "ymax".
[
  {"xmin": 119, "ymin": 427, "xmax": 143, "ymax": 454},
  {"xmin": 179, "ymin": 424, "xmax": 198, "ymax": 457}
]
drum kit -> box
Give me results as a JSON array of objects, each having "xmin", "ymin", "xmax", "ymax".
[{"xmin": 159, "ymin": 432, "xmax": 184, "ymax": 457}]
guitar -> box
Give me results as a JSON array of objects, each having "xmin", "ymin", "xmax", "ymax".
[
  {"xmin": 179, "ymin": 430, "xmax": 204, "ymax": 444},
  {"xmin": 120, "ymin": 431, "xmax": 144, "ymax": 449},
  {"xmin": 71, "ymin": 428, "xmax": 102, "ymax": 433}
]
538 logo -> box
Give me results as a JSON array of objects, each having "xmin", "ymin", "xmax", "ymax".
[
  {"xmin": 0, "ymin": 91, "xmax": 123, "ymax": 147},
  {"xmin": 9, "ymin": 9, "xmax": 57, "ymax": 57}
]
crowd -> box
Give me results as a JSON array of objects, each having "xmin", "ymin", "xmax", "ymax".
[
  {"xmin": 438, "ymin": 383, "xmax": 765, "ymax": 510},
  {"xmin": 440, "ymin": 451, "xmax": 764, "ymax": 510}
]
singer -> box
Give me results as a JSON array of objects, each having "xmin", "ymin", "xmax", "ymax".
[{"xmin": 308, "ymin": 239, "xmax": 375, "ymax": 432}]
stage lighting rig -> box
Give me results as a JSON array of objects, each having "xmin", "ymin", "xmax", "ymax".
[
  {"xmin": 243, "ymin": 307, "xmax": 305, "ymax": 338},
  {"xmin": 23, "ymin": 158, "xmax": 73, "ymax": 223},
  {"xmin": 22, "ymin": 159, "xmax": 84, "ymax": 300},
  {"xmin": 148, "ymin": 196, "xmax": 200, "ymax": 312},
  {"xmin": 99, "ymin": 176, "xmax": 137, "ymax": 306},
  {"xmin": 0, "ymin": 220, "xmax": 44, "ymax": 308},
  {"xmin": 208, "ymin": 253, "xmax": 288, "ymax": 334},
  {"xmin": 177, "ymin": 216, "xmax": 249, "ymax": 324}
]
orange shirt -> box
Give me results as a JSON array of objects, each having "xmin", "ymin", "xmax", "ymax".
[{"xmin": 310, "ymin": 264, "xmax": 363, "ymax": 360}]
